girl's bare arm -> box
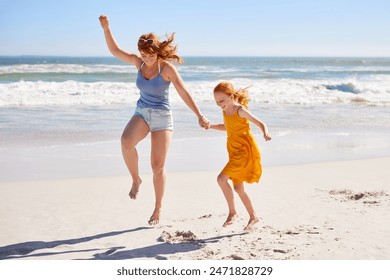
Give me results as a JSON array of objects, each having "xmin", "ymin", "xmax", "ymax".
[
  {"xmin": 238, "ymin": 107, "xmax": 272, "ymax": 141},
  {"xmin": 209, "ymin": 123, "xmax": 226, "ymax": 131}
]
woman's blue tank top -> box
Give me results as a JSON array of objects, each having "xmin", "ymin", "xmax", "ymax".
[{"xmin": 136, "ymin": 62, "xmax": 171, "ymax": 110}]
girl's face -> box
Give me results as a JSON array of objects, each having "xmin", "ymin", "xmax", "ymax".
[
  {"xmin": 140, "ymin": 51, "xmax": 158, "ymax": 66},
  {"xmin": 214, "ymin": 91, "xmax": 234, "ymax": 112}
]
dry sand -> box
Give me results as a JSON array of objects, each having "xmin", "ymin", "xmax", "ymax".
[{"xmin": 0, "ymin": 157, "xmax": 389, "ymax": 260}]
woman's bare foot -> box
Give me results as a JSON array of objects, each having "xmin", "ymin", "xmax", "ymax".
[
  {"xmin": 244, "ymin": 216, "xmax": 259, "ymax": 231},
  {"xmin": 148, "ymin": 208, "xmax": 161, "ymax": 225},
  {"xmin": 222, "ymin": 213, "xmax": 238, "ymax": 227},
  {"xmin": 129, "ymin": 178, "xmax": 142, "ymax": 199}
]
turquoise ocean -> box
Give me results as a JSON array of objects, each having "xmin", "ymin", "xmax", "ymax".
[{"xmin": 1, "ymin": 56, "xmax": 390, "ymax": 181}]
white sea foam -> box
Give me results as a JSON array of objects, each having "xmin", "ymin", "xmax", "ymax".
[
  {"xmin": 265, "ymin": 66, "xmax": 390, "ymax": 73},
  {"xmin": 6, "ymin": 63, "xmax": 388, "ymax": 76},
  {"xmin": 0, "ymin": 64, "xmax": 241, "ymax": 75},
  {"xmin": 178, "ymin": 65, "xmax": 240, "ymax": 73},
  {"xmin": 184, "ymin": 76, "xmax": 390, "ymax": 106},
  {"xmin": 0, "ymin": 80, "xmax": 139, "ymax": 106},
  {"xmin": 1, "ymin": 76, "xmax": 389, "ymax": 107},
  {"xmin": 0, "ymin": 64, "xmax": 136, "ymax": 74}
]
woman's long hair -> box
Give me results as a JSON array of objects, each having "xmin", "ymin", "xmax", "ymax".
[
  {"xmin": 138, "ymin": 32, "xmax": 184, "ymax": 64},
  {"xmin": 214, "ymin": 81, "xmax": 249, "ymax": 107}
]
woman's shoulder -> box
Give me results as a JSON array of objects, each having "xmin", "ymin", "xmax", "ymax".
[
  {"xmin": 132, "ymin": 55, "xmax": 143, "ymax": 70},
  {"xmin": 161, "ymin": 61, "xmax": 176, "ymax": 71},
  {"xmin": 160, "ymin": 61, "xmax": 180, "ymax": 80}
]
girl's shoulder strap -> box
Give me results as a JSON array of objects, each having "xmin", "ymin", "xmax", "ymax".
[
  {"xmin": 237, "ymin": 105, "xmax": 244, "ymax": 114},
  {"xmin": 236, "ymin": 105, "xmax": 250, "ymax": 119}
]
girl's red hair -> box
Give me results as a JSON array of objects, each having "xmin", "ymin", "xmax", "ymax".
[{"xmin": 213, "ymin": 81, "xmax": 249, "ymax": 107}]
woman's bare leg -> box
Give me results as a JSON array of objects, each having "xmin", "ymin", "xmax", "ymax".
[
  {"xmin": 121, "ymin": 115, "xmax": 149, "ymax": 199},
  {"xmin": 148, "ymin": 130, "xmax": 172, "ymax": 225}
]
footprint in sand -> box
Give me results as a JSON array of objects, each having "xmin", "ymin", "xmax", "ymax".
[
  {"xmin": 320, "ymin": 188, "xmax": 389, "ymax": 206},
  {"xmin": 198, "ymin": 214, "xmax": 213, "ymax": 219},
  {"xmin": 157, "ymin": 230, "xmax": 198, "ymax": 243}
]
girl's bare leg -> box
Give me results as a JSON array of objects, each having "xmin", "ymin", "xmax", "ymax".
[
  {"xmin": 148, "ymin": 130, "xmax": 172, "ymax": 225},
  {"xmin": 217, "ymin": 173, "xmax": 238, "ymax": 227},
  {"xmin": 233, "ymin": 182, "xmax": 259, "ymax": 231},
  {"xmin": 121, "ymin": 116, "xmax": 149, "ymax": 199}
]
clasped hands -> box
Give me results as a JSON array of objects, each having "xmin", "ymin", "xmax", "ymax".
[{"xmin": 199, "ymin": 115, "xmax": 211, "ymax": 129}]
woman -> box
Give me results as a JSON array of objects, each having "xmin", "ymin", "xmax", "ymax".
[{"xmin": 99, "ymin": 15, "xmax": 209, "ymax": 225}]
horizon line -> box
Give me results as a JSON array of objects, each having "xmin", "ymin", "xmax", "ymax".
[{"xmin": 1, "ymin": 54, "xmax": 390, "ymax": 59}]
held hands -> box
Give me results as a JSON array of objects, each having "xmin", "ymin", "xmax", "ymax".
[
  {"xmin": 198, "ymin": 115, "xmax": 211, "ymax": 129},
  {"xmin": 99, "ymin": 15, "xmax": 109, "ymax": 31}
]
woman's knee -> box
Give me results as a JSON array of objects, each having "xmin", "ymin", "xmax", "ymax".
[
  {"xmin": 151, "ymin": 161, "xmax": 165, "ymax": 175},
  {"xmin": 121, "ymin": 116, "xmax": 149, "ymax": 149},
  {"xmin": 121, "ymin": 128, "xmax": 143, "ymax": 149},
  {"xmin": 121, "ymin": 133, "xmax": 135, "ymax": 149}
]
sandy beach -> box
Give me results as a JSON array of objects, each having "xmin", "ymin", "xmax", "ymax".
[{"xmin": 1, "ymin": 157, "xmax": 389, "ymax": 260}]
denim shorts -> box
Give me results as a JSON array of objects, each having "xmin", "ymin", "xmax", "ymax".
[{"xmin": 134, "ymin": 106, "xmax": 173, "ymax": 132}]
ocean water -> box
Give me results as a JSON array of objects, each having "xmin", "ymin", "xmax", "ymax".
[{"xmin": 1, "ymin": 56, "xmax": 390, "ymax": 181}]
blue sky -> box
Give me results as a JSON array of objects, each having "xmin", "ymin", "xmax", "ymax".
[{"xmin": 0, "ymin": 0, "xmax": 389, "ymax": 57}]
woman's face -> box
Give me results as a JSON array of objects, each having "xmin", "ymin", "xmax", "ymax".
[{"xmin": 140, "ymin": 51, "xmax": 158, "ymax": 66}]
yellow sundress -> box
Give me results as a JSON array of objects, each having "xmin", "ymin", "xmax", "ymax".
[{"xmin": 222, "ymin": 107, "xmax": 262, "ymax": 184}]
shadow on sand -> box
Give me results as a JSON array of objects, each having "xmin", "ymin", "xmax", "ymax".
[
  {"xmin": 1, "ymin": 228, "xmax": 247, "ymax": 260},
  {"xmin": 0, "ymin": 227, "xmax": 151, "ymax": 260},
  {"xmin": 84, "ymin": 232, "xmax": 248, "ymax": 260}
]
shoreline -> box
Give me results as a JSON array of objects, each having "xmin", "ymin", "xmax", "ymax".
[
  {"xmin": 1, "ymin": 154, "xmax": 389, "ymax": 184},
  {"xmin": 1, "ymin": 157, "xmax": 389, "ymax": 260},
  {"xmin": 1, "ymin": 128, "xmax": 389, "ymax": 183}
]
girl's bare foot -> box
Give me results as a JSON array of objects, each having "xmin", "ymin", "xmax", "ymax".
[
  {"xmin": 244, "ymin": 216, "xmax": 259, "ymax": 231},
  {"xmin": 222, "ymin": 213, "xmax": 238, "ymax": 227},
  {"xmin": 148, "ymin": 208, "xmax": 161, "ymax": 225},
  {"xmin": 129, "ymin": 178, "xmax": 142, "ymax": 199}
]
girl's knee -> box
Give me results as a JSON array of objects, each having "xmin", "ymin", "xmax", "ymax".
[
  {"xmin": 217, "ymin": 173, "xmax": 228, "ymax": 185},
  {"xmin": 233, "ymin": 184, "xmax": 244, "ymax": 194}
]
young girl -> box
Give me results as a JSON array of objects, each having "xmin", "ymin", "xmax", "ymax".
[{"xmin": 208, "ymin": 81, "xmax": 271, "ymax": 231}]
